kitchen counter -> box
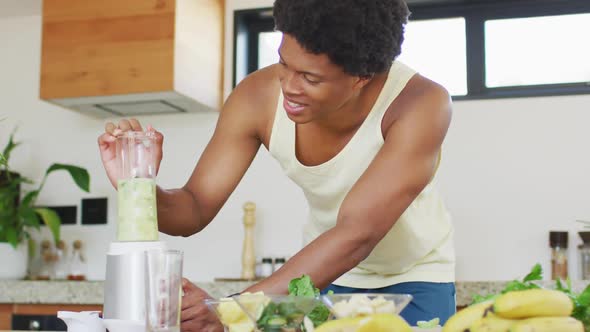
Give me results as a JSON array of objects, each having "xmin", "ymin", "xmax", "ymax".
[{"xmin": 1, "ymin": 280, "xmax": 589, "ymax": 307}]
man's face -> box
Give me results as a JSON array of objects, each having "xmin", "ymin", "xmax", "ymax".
[{"xmin": 277, "ymin": 34, "xmax": 363, "ymax": 124}]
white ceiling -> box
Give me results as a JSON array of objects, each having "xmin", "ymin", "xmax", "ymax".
[{"xmin": 0, "ymin": 0, "xmax": 42, "ymax": 18}]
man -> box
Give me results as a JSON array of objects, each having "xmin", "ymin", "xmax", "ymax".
[{"xmin": 98, "ymin": 0, "xmax": 455, "ymax": 330}]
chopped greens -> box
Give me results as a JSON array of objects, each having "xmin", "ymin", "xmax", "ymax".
[
  {"xmin": 416, "ymin": 317, "xmax": 440, "ymax": 328},
  {"xmin": 256, "ymin": 275, "xmax": 332, "ymax": 331}
]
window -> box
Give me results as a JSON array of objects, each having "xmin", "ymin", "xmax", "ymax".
[
  {"xmin": 398, "ymin": 17, "xmax": 467, "ymax": 96},
  {"xmin": 258, "ymin": 31, "xmax": 282, "ymax": 70},
  {"xmin": 234, "ymin": 0, "xmax": 590, "ymax": 99},
  {"xmin": 485, "ymin": 13, "xmax": 590, "ymax": 88}
]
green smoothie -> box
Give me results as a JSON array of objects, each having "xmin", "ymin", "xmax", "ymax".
[{"xmin": 117, "ymin": 178, "xmax": 159, "ymax": 241}]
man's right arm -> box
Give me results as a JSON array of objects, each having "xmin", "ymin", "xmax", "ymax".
[{"xmin": 156, "ymin": 70, "xmax": 275, "ymax": 236}]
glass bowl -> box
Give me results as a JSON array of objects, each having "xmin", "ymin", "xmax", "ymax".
[
  {"xmin": 233, "ymin": 294, "xmax": 330, "ymax": 332},
  {"xmin": 320, "ymin": 293, "xmax": 413, "ymax": 319},
  {"xmin": 204, "ymin": 297, "xmax": 255, "ymax": 332}
]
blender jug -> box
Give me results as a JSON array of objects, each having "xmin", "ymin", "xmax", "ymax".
[{"xmin": 116, "ymin": 131, "xmax": 159, "ymax": 242}]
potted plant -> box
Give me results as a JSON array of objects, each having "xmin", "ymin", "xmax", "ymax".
[{"xmin": 0, "ymin": 128, "xmax": 90, "ymax": 279}]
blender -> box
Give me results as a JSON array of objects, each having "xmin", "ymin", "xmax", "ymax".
[{"xmin": 102, "ymin": 131, "xmax": 165, "ymax": 326}]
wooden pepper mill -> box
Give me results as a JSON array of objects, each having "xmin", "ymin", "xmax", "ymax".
[{"xmin": 242, "ymin": 202, "xmax": 257, "ymax": 280}]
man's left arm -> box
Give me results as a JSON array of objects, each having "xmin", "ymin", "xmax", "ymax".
[{"xmin": 246, "ymin": 83, "xmax": 453, "ymax": 293}]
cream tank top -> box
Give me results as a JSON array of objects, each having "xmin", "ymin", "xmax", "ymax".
[{"xmin": 269, "ymin": 61, "xmax": 455, "ymax": 288}]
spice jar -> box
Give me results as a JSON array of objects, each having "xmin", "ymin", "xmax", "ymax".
[
  {"xmin": 578, "ymin": 232, "xmax": 590, "ymax": 279},
  {"xmin": 550, "ymin": 231, "xmax": 568, "ymax": 280},
  {"xmin": 260, "ymin": 257, "xmax": 273, "ymax": 277},
  {"xmin": 273, "ymin": 257, "xmax": 286, "ymax": 272}
]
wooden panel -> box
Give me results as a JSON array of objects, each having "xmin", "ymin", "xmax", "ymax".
[
  {"xmin": 13, "ymin": 304, "xmax": 103, "ymax": 315},
  {"xmin": 40, "ymin": 0, "xmax": 175, "ymax": 99},
  {"xmin": 0, "ymin": 304, "xmax": 12, "ymax": 330},
  {"xmin": 42, "ymin": 0, "xmax": 175, "ymax": 22}
]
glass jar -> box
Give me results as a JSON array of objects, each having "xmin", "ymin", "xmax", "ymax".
[
  {"xmin": 273, "ymin": 257, "xmax": 286, "ymax": 272},
  {"xmin": 260, "ymin": 257, "xmax": 273, "ymax": 277},
  {"xmin": 116, "ymin": 131, "xmax": 159, "ymax": 242},
  {"xmin": 53, "ymin": 240, "xmax": 68, "ymax": 280},
  {"xmin": 550, "ymin": 231, "xmax": 568, "ymax": 280},
  {"xmin": 579, "ymin": 244, "xmax": 590, "ymax": 280},
  {"xmin": 67, "ymin": 240, "xmax": 87, "ymax": 281}
]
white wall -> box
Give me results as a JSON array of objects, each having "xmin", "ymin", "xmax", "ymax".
[
  {"xmin": 0, "ymin": 2, "xmax": 588, "ymax": 284},
  {"xmin": 0, "ymin": 12, "xmax": 307, "ymax": 282}
]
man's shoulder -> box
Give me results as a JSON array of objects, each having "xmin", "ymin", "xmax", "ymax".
[
  {"xmin": 382, "ymin": 74, "xmax": 452, "ymax": 137},
  {"xmin": 221, "ymin": 65, "xmax": 281, "ymax": 143},
  {"xmin": 229, "ymin": 65, "xmax": 281, "ymax": 111},
  {"xmin": 397, "ymin": 74, "xmax": 452, "ymax": 120}
]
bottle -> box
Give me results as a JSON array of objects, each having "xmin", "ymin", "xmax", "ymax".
[
  {"xmin": 37, "ymin": 240, "xmax": 53, "ymax": 280},
  {"xmin": 27, "ymin": 238, "xmax": 42, "ymax": 279},
  {"xmin": 67, "ymin": 240, "xmax": 87, "ymax": 281},
  {"xmin": 260, "ymin": 257, "xmax": 273, "ymax": 277},
  {"xmin": 578, "ymin": 232, "xmax": 590, "ymax": 279},
  {"xmin": 273, "ymin": 257, "xmax": 286, "ymax": 272},
  {"xmin": 550, "ymin": 231, "xmax": 568, "ymax": 280},
  {"xmin": 54, "ymin": 240, "xmax": 69, "ymax": 280}
]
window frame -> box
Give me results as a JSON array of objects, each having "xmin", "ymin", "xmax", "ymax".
[{"xmin": 233, "ymin": 0, "xmax": 590, "ymax": 100}]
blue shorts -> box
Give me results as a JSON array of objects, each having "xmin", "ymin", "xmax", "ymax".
[{"xmin": 321, "ymin": 282, "xmax": 456, "ymax": 326}]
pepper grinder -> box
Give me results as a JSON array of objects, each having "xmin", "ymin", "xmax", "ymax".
[{"xmin": 242, "ymin": 202, "xmax": 256, "ymax": 279}]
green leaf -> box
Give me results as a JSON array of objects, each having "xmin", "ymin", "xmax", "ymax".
[
  {"xmin": 556, "ymin": 278, "xmax": 565, "ymax": 291},
  {"xmin": 417, "ymin": 317, "xmax": 440, "ymax": 328},
  {"xmin": 288, "ymin": 275, "xmax": 319, "ymax": 297},
  {"xmin": 6, "ymin": 226, "xmax": 18, "ymax": 248},
  {"xmin": 2, "ymin": 128, "xmax": 20, "ymax": 164},
  {"xmin": 34, "ymin": 207, "xmax": 60, "ymax": 244},
  {"xmin": 308, "ymin": 304, "xmax": 331, "ymax": 327},
  {"xmin": 578, "ymin": 285, "xmax": 590, "ymax": 307},
  {"xmin": 523, "ymin": 263, "xmax": 543, "ymax": 282},
  {"xmin": 45, "ymin": 163, "xmax": 90, "ymax": 192},
  {"xmin": 20, "ymin": 190, "xmax": 39, "ymax": 208},
  {"xmin": 20, "ymin": 207, "xmax": 40, "ymax": 229},
  {"xmin": 472, "ymin": 293, "xmax": 498, "ymax": 305},
  {"xmin": 0, "ymin": 152, "xmax": 6, "ymax": 166},
  {"xmin": 503, "ymin": 280, "xmax": 539, "ymax": 293},
  {"xmin": 256, "ymin": 302, "xmax": 277, "ymax": 327}
]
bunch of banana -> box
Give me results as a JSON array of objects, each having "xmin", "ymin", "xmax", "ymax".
[{"xmin": 442, "ymin": 288, "xmax": 584, "ymax": 332}]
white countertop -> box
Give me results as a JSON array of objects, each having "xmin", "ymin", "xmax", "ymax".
[{"xmin": 1, "ymin": 279, "xmax": 589, "ymax": 307}]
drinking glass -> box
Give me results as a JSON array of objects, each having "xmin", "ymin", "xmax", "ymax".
[{"xmin": 145, "ymin": 250, "xmax": 183, "ymax": 332}]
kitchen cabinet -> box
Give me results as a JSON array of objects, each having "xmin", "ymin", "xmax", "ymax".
[
  {"xmin": 39, "ymin": 0, "xmax": 224, "ymax": 117},
  {"xmin": 0, "ymin": 304, "xmax": 102, "ymax": 330},
  {"xmin": 0, "ymin": 304, "xmax": 11, "ymax": 330}
]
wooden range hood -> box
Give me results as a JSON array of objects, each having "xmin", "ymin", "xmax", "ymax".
[{"xmin": 40, "ymin": 0, "xmax": 223, "ymax": 117}]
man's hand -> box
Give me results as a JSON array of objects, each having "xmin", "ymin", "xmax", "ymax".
[
  {"xmin": 181, "ymin": 278, "xmax": 224, "ymax": 332},
  {"xmin": 97, "ymin": 118, "xmax": 164, "ymax": 189}
]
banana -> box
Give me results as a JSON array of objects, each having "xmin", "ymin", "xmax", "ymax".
[
  {"xmin": 442, "ymin": 300, "xmax": 494, "ymax": 332},
  {"xmin": 469, "ymin": 313, "xmax": 518, "ymax": 332},
  {"xmin": 509, "ymin": 316, "xmax": 583, "ymax": 332},
  {"xmin": 493, "ymin": 289, "xmax": 573, "ymax": 319}
]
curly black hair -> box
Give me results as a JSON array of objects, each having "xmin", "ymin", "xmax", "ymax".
[{"xmin": 273, "ymin": 0, "xmax": 410, "ymax": 78}]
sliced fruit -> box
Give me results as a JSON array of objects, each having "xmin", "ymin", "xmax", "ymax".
[
  {"xmin": 314, "ymin": 317, "xmax": 363, "ymax": 332},
  {"xmin": 217, "ymin": 300, "xmax": 246, "ymax": 325},
  {"xmin": 356, "ymin": 313, "xmax": 412, "ymax": 332},
  {"xmin": 237, "ymin": 291, "xmax": 270, "ymax": 320},
  {"xmin": 228, "ymin": 320, "xmax": 255, "ymax": 332}
]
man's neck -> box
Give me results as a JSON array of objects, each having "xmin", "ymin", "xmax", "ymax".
[{"xmin": 314, "ymin": 71, "xmax": 389, "ymax": 135}]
